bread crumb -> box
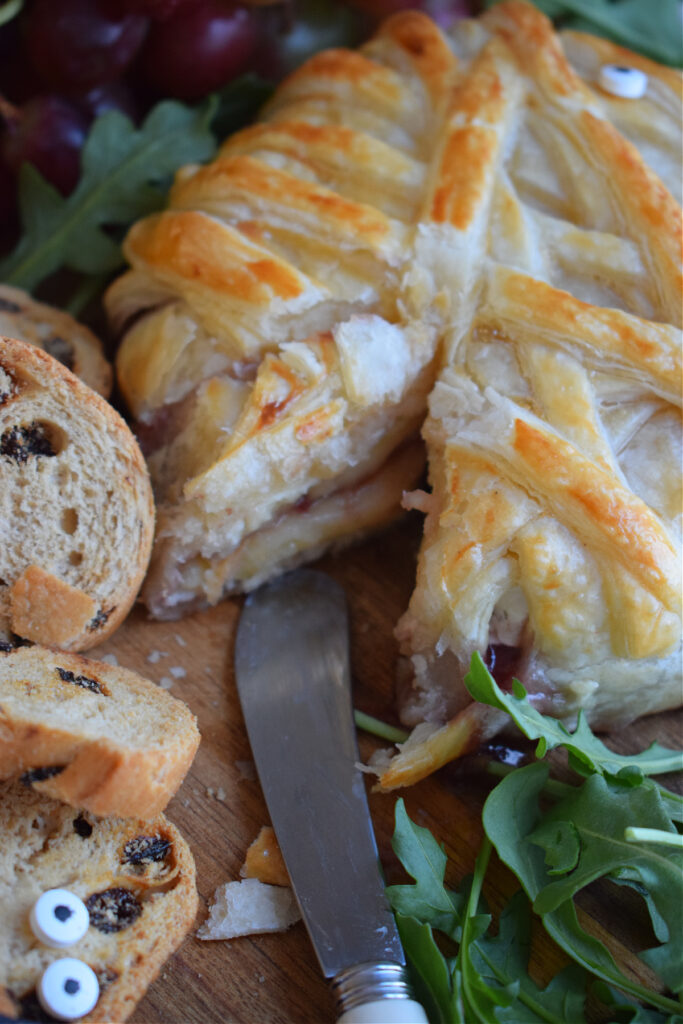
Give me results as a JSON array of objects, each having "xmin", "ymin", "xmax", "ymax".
[
  {"xmin": 206, "ymin": 786, "xmax": 226, "ymax": 801},
  {"xmin": 147, "ymin": 650, "xmax": 168, "ymax": 664},
  {"xmin": 159, "ymin": 677, "xmax": 174, "ymax": 689},
  {"xmin": 99, "ymin": 653, "xmax": 118, "ymax": 666},
  {"xmin": 170, "ymin": 665, "xmax": 186, "ymax": 679},
  {"xmin": 197, "ymin": 879, "xmax": 300, "ymax": 940},
  {"xmin": 175, "ymin": 633, "xmax": 187, "ymax": 647}
]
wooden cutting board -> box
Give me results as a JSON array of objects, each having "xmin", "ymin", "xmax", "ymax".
[{"xmin": 88, "ymin": 512, "xmax": 682, "ymax": 1024}]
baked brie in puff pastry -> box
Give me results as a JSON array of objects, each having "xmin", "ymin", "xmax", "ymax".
[
  {"xmin": 376, "ymin": 3, "xmax": 683, "ymax": 788},
  {"xmin": 109, "ymin": 1, "xmax": 681, "ymax": 769},
  {"xmin": 108, "ymin": 9, "xmax": 458, "ymax": 616}
]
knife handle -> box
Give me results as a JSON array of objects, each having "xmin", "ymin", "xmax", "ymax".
[
  {"xmin": 333, "ymin": 963, "xmax": 428, "ymax": 1024},
  {"xmin": 337, "ymin": 998, "xmax": 429, "ymax": 1024}
]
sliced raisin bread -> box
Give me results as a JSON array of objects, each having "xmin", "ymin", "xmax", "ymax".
[
  {"xmin": 0, "ymin": 780, "xmax": 197, "ymax": 1023},
  {"xmin": 0, "ymin": 646, "xmax": 200, "ymax": 820},
  {"xmin": 0, "ymin": 337, "xmax": 154, "ymax": 651},
  {"xmin": 0, "ymin": 285, "xmax": 111, "ymax": 398}
]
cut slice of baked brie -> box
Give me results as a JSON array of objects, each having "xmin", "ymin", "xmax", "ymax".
[
  {"xmin": 376, "ymin": 2, "xmax": 683, "ymax": 789},
  {"xmin": 108, "ymin": 10, "xmax": 459, "ymax": 616}
]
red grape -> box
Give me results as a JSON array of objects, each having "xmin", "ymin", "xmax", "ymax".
[
  {"xmin": 24, "ymin": 0, "xmax": 148, "ymax": 93},
  {"xmin": 77, "ymin": 81, "xmax": 141, "ymax": 123},
  {"xmin": 260, "ymin": 0, "xmax": 364, "ymax": 78},
  {"xmin": 110, "ymin": 0, "xmax": 198, "ymax": 18},
  {"xmin": 1, "ymin": 95, "xmax": 88, "ymax": 196},
  {"xmin": 140, "ymin": 0, "xmax": 258, "ymax": 100}
]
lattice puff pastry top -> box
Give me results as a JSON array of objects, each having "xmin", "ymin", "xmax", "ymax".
[
  {"xmin": 375, "ymin": 3, "xmax": 683, "ymax": 789},
  {"xmin": 108, "ymin": 9, "xmax": 461, "ymax": 616},
  {"xmin": 108, "ymin": 2, "xmax": 681, "ymax": 771}
]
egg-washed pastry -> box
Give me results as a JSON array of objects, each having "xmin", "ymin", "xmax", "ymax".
[
  {"xmin": 108, "ymin": 10, "xmax": 457, "ymax": 617},
  {"xmin": 108, "ymin": 0, "xmax": 682, "ymax": 771},
  {"xmin": 376, "ymin": 2, "xmax": 682, "ymax": 789}
]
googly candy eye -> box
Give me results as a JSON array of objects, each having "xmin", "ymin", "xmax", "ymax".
[
  {"xmin": 37, "ymin": 958, "xmax": 99, "ymax": 1021},
  {"xmin": 598, "ymin": 64, "xmax": 648, "ymax": 98},
  {"xmin": 30, "ymin": 889, "xmax": 89, "ymax": 948}
]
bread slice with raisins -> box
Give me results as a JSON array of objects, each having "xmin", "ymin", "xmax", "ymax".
[
  {"xmin": 0, "ymin": 645, "xmax": 200, "ymax": 820},
  {"xmin": 0, "ymin": 779, "xmax": 197, "ymax": 1023},
  {"xmin": 0, "ymin": 285, "xmax": 111, "ymax": 398},
  {"xmin": 0, "ymin": 336, "xmax": 154, "ymax": 651}
]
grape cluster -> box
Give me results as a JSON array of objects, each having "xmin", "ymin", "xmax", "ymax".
[{"xmin": 0, "ymin": 0, "xmax": 472, "ymax": 237}]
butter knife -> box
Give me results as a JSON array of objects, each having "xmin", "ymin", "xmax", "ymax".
[{"xmin": 234, "ymin": 569, "xmax": 428, "ymax": 1024}]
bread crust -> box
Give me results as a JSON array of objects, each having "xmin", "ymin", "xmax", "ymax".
[
  {"xmin": 0, "ymin": 284, "xmax": 111, "ymax": 397},
  {"xmin": 0, "ymin": 337, "xmax": 154, "ymax": 650},
  {"xmin": 0, "ymin": 645, "xmax": 200, "ymax": 819},
  {"xmin": 0, "ymin": 780, "xmax": 197, "ymax": 1023}
]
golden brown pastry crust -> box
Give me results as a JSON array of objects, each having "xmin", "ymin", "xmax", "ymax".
[
  {"xmin": 107, "ymin": 10, "xmax": 462, "ymax": 617},
  {"xmin": 378, "ymin": 1, "xmax": 682, "ymax": 788},
  {"xmin": 108, "ymin": 2, "xmax": 681, "ymax": 775}
]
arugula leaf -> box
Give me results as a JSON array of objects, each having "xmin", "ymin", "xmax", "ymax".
[
  {"xmin": 0, "ymin": 98, "xmax": 218, "ymax": 293},
  {"xmin": 483, "ymin": 763, "xmax": 683, "ymax": 1014},
  {"xmin": 485, "ymin": 0, "xmax": 683, "ymax": 67},
  {"xmin": 464, "ymin": 652, "xmax": 683, "ymax": 778},
  {"xmin": 388, "ymin": 799, "xmax": 462, "ymax": 933},
  {"xmin": 457, "ymin": 841, "xmax": 590, "ymax": 1023},
  {"xmin": 394, "ymin": 912, "xmax": 454, "ymax": 1024},
  {"xmin": 593, "ymin": 982, "xmax": 683, "ymax": 1023},
  {"xmin": 469, "ymin": 892, "xmax": 588, "ymax": 1023},
  {"xmin": 388, "ymin": 801, "xmax": 593, "ymax": 1024},
  {"xmin": 0, "ymin": 0, "xmax": 22, "ymax": 27},
  {"xmin": 528, "ymin": 774, "xmax": 683, "ymax": 993},
  {"xmin": 211, "ymin": 73, "xmax": 274, "ymax": 142}
]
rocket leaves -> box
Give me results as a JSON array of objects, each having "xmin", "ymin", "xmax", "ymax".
[
  {"xmin": 388, "ymin": 803, "xmax": 592, "ymax": 1024},
  {"xmin": 484, "ymin": 765, "xmax": 683, "ymax": 1011},
  {"xmin": 387, "ymin": 655, "xmax": 683, "ymax": 1023},
  {"xmin": 464, "ymin": 652, "xmax": 683, "ymax": 780},
  {"xmin": 485, "ymin": 0, "xmax": 683, "ymax": 67},
  {"xmin": 0, "ymin": 73, "xmax": 273, "ymax": 304},
  {"xmin": 0, "ymin": 99, "xmax": 218, "ymax": 293}
]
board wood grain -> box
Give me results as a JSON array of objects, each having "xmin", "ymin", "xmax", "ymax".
[{"xmin": 88, "ymin": 512, "xmax": 682, "ymax": 1024}]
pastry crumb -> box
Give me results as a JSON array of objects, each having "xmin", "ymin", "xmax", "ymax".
[{"xmin": 198, "ymin": 879, "xmax": 300, "ymax": 940}]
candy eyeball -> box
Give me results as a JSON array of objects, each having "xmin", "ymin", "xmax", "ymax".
[
  {"xmin": 598, "ymin": 64, "xmax": 648, "ymax": 98},
  {"xmin": 37, "ymin": 958, "xmax": 99, "ymax": 1021},
  {"xmin": 30, "ymin": 889, "xmax": 89, "ymax": 948}
]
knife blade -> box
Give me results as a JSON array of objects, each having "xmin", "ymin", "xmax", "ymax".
[{"xmin": 234, "ymin": 569, "xmax": 428, "ymax": 1024}]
